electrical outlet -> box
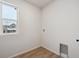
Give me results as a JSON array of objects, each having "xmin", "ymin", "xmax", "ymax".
[{"xmin": 76, "ymin": 39, "xmax": 79, "ymax": 42}]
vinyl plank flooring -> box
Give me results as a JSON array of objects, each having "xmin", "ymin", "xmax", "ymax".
[{"xmin": 15, "ymin": 47, "xmax": 60, "ymax": 58}]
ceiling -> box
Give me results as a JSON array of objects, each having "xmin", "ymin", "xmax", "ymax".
[{"xmin": 25, "ymin": 0, "xmax": 53, "ymax": 8}]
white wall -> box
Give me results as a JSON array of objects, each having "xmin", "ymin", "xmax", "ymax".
[
  {"xmin": 0, "ymin": 0, "xmax": 1, "ymax": 33},
  {"xmin": 0, "ymin": 0, "xmax": 41, "ymax": 57},
  {"xmin": 42, "ymin": 0, "xmax": 79, "ymax": 58}
]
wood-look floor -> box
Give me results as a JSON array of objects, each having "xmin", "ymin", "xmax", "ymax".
[{"xmin": 15, "ymin": 47, "xmax": 60, "ymax": 58}]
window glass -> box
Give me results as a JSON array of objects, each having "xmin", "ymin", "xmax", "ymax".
[{"xmin": 2, "ymin": 3, "xmax": 17, "ymax": 33}]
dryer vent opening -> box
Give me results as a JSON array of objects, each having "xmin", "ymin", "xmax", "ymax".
[{"xmin": 60, "ymin": 43, "xmax": 69, "ymax": 58}]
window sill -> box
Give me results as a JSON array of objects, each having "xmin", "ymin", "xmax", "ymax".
[{"xmin": 0, "ymin": 32, "xmax": 18, "ymax": 36}]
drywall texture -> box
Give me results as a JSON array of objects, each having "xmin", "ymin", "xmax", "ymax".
[
  {"xmin": 0, "ymin": 0, "xmax": 41, "ymax": 57},
  {"xmin": 42, "ymin": 0, "xmax": 79, "ymax": 58}
]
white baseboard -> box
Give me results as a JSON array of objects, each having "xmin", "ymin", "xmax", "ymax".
[
  {"xmin": 42, "ymin": 46, "xmax": 59, "ymax": 56},
  {"xmin": 9, "ymin": 46, "xmax": 60, "ymax": 58},
  {"xmin": 9, "ymin": 46, "xmax": 41, "ymax": 58}
]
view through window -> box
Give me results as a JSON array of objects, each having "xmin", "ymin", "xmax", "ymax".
[{"xmin": 2, "ymin": 3, "xmax": 17, "ymax": 33}]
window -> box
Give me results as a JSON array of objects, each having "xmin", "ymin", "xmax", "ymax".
[{"xmin": 2, "ymin": 2, "xmax": 17, "ymax": 33}]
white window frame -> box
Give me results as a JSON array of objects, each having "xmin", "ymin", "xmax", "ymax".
[{"xmin": 0, "ymin": 1, "xmax": 19, "ymax": 35}]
